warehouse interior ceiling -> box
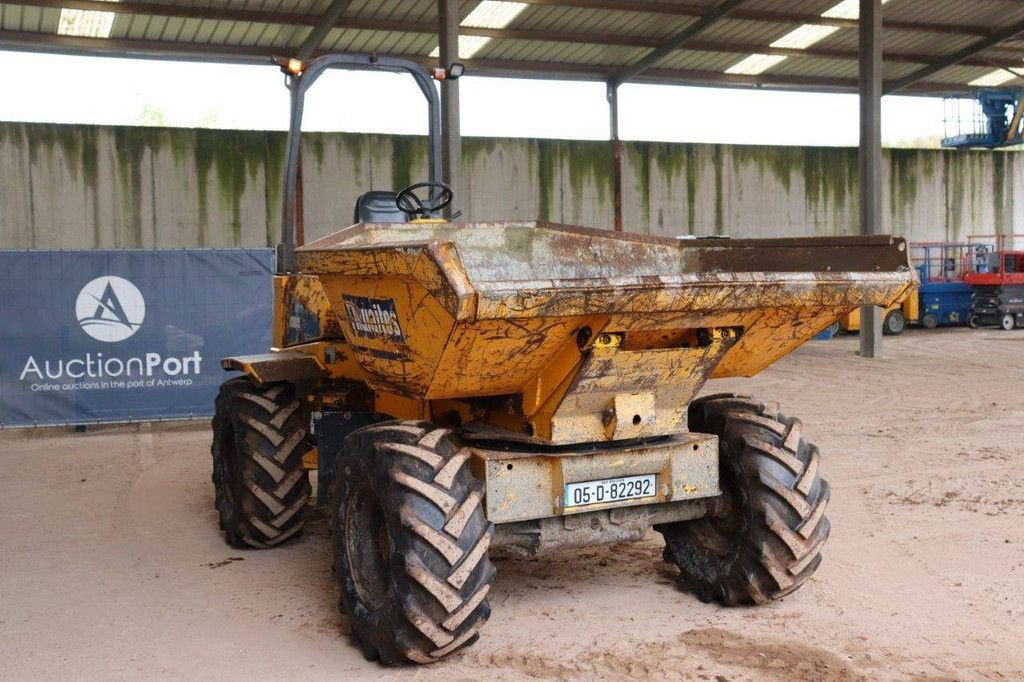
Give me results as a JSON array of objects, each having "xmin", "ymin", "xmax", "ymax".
[{"xmin": 4, "ymin": 0, "xmax": 1024, "ymax": 95}]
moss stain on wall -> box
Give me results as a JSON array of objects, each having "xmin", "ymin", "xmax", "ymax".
[
  {"xmin": 335, "ymin": 133, "xmax": 366, "ymax": 186},
  {"xmin": 535, "ymin": 139, "xmax": 556, "ymax": 221},
  {"xmin": 563, "ymin": 140, "xmax": 613, "ymax": 207},
  {"xmin": 112, "ymin": 127, "xmax": 159, "ymax": 247},
  {"xmin": 193, "ymin": 129, "xmax": 267, "ymax": 246},
  {"xmin": 264, "ymin": 132, "xmax": 288, "ymax": 246},
  {"xmin": 627, "ymin": 142, "xmax": 653, "ymax": 229},
  {"xmin": 462, "ymin": 138, "xmax": 500, "ymax": 217},
  {"xmin": 942, "ymin": 151, "xmax": 966, "ymax": 238},
  {"xmin": 390, "ymin": 135, "xmax": 428, "ymax": 195},
  {"xmin": 803, "ymin": 147, "xmax": 855, "ymax": 231},
  {"xmin": 888, "ymin": 148, "xmax": 937, "ymax": 235},
  {"xmin": 462, "ymin": 137, "xmax": 499, "ymax": 169},
  {"xmin": 712, "ymin": 145, "xmax": 724, "ymax": 235},
  {"xmin": 635, "ymin": 143, "xmax": 707, "ymax": 234},
  {"xmin": 993, "ymin": 151, "xmax": 1007, "ymax": 234},
  {"xmin": 307, "ymin": 134, "xmax": 326, "ymax": 170},
  {"xmin": 15, "ymin": 123, "xmax": 102, "ymax": 244},
  {"xmin": 6, "ymin": 122, "xmax": 1015, "ymax": 248},
  {"xmin": 730, "ymin": 144, "xmax": 795, "ymax": 194}
]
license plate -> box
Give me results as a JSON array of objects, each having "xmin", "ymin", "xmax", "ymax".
[{"xmin": 564, "ymin": 474, "xmax": 656, "ymax": 508}]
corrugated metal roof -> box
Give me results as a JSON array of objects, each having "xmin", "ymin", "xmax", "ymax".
[{"xmin": 2, "ymin": 0, "xmax": 1024, "ymax": 94}]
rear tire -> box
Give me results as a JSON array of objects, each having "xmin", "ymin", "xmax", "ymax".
[
  {"xmin": 921, "ymin": 313, "xmax": 939, "ymax": 330},
  {"xmin": 657, "ymin": 394, "xmax": 830, "ymax": 605},
  {"xmin": 332, "ymin": 421, "xmax": 495, "ymax": 665},
  {"xmin": 883, "ymin": 309, "xmax": 906, "ymax": 335},
  {"xmin": 969, "ymin": 315, "xmax": 981, "ymax": 329},
  {"xmin": 1001, "ymin": 314, "xmax": 1015, "ymax": 331},
  {"xmin": 211, "ymin": 378, "xmax": 311, "ymax": 548}
]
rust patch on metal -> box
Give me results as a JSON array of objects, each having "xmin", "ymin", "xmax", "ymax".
[{"xmin": 281, "ymin": 221, "xmax": 914, "ymax": 441}]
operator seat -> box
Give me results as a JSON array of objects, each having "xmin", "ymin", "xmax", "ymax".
[{"xmin": 353, "ymin": 191, "xmax": 410, "ymax": 223}]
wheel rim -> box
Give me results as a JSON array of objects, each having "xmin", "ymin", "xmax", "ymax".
[{"xmin": 345, "ymin": 483, "xmax": 392, "ymax": 612}]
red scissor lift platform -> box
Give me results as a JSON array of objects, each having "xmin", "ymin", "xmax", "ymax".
[{"xmin": 964, "ymin": 234, "xmax": 1024, "ymax": 330}]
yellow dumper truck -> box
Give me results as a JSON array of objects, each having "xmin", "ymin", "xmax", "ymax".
[{"xmin": 210, "ymin": 54, "xmax": 916, "ymax": 665}]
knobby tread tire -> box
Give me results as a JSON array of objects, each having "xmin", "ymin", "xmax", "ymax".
[
  {"xmin": 657, "ymin": 393, "xmax": 831, "ymax": 606},
  {"xmin": 211, "ymin": 378, "xmax": 311, "ymax": 549},
  {"xmin": 332, "ymin": 420, "xmax": 496, "ymax": 666}
]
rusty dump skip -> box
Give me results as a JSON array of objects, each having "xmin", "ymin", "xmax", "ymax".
[{"xmin": 296, "ymin": 221, "xmax": 915, "ymax": 436}]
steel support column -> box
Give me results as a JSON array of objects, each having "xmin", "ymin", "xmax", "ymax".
[
  {"xmin": 858, "ymin": 0, "xmax": 883, "ymax": 357},
  {"xmin": 608, "ymin": 81, "xmax": 623, "ymax": 232},
  {"xmin": 438, "ymin": 0, "xmax": 462, "ymax": 219}
]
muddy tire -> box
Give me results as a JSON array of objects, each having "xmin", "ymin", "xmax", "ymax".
[
  {"xmin": 332, "ymin": 421, "xmax": 495, "ymax": 665},
  {"xmin": 657, "ymin": 394, "xmax": 830, "ymax": 605},
  {"xmin": 921, "ymin": 313, "xmax": 939, "ymax": 330},
  {"xmin": 211, "ymin": 378, "xmax": 311, "ymax": 549}
]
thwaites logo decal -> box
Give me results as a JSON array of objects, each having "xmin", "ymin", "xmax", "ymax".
[{"xmin": 342, "ymin": 295, "xmax": 405, "ymax": 343}]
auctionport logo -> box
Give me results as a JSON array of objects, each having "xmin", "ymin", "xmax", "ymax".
[
  {"xmin": 75, "ymin": 276, "xmax": 145, "ymax": 342},
  {"xmin": 18, "ymin": 273, "xmax": 203, "ymax": 390}
]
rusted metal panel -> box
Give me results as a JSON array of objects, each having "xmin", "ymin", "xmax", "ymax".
[
  {"xmin": 545, "ymin": 330, "xmax": 735, "ymax": 443},
  {"xmin": 429, "ymin": 316, "xmax": 581, "ymax": 400},
  {"xmin": 289, "ymin": 220, "xmax": 915, "ymax": 442},
  {"xmin": 471, "ymin": 433, "xmax": 719, "ymax": 524},
  {"xmin": 274, "ymin": 274, "xmax": 345, "ymax": 348},
  {"xmin": 493, "ymin": 498, "xmax": 713, "ymax": 558},
  {"xmin": 221, "ymin": 351, "xmax": 325, "ymax": 386}
]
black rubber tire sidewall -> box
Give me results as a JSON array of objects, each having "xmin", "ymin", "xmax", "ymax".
[
  {"xmin": 332, "ymin": 421, "xmax": 495, "ymax": 666},
  {"xmin": 211, "ymin": 379, "xmax": 310, "ymax": 549},
  {"xmin": 657, "ymin": 395, "xmax": 831, "ymax": 605}
]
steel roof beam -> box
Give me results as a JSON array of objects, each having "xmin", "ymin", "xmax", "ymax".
[
  {"xmin": 295, "ymin": 0, "xmax": 353, "ymax": 60},
  {"xmin": 6, "ymin": 0, "xmax": 993, "ymax": 40},
  {"xmin": 514, "ymin": 0, "xmax": 991, "ymax": 37},
  {"xmin": 887, "ymin": 16, "xmax": 1024, "ymax": 93},
  {"xmin": 613, "ymin": 0, "xmax": 750, "ymax": 85},
  {"xmin": 6, "ymin": 0, "xmax": 1014, "ymax": 72},
  {"xmin": 0, "ymin": 29, "xmax": 976, "ymax": 96}
]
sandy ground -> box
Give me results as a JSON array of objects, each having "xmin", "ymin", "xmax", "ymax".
[{"xmin": 2, "ymin": 328, "xmax": 1023, "ymax": 681}]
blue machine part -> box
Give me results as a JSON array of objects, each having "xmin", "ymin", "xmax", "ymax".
[
  {"xmin": 911, "ymin": 246, "xmax": 980, "ymax": 328},
  {"xmin": 919, "ymin": 279, "xmax": 973, "ymax": 327},
  {"xmin": 942, "ymin": 89, "xmax": 1024, "ymax": 149},
  {"xmin": 813, "ymin": 323, "xmax": 838, "ymax": 340}
]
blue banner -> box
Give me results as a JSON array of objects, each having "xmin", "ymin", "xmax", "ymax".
[{"xmin": 0, "ymin": 249, "xmax": 274, "ymax": 427}]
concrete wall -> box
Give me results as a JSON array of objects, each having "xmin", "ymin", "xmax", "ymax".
[{"xmin": 1, "ymin": 121, "xmax": 1020, "ymax": 249}]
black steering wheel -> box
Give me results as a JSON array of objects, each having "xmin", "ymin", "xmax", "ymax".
[{"xmin": 395, "ymin": 181, "xmax": 454, "ymax": 218}]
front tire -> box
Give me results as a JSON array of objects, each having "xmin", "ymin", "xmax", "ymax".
[
  {"xmin": 211, "ymin": 378, "xmax": 311, "ymax": 548},
  {"xmin": 333, "ymin": 421, "xmax": 495, "ymax": 665},
  {"xmin": 657, "ymin": 394, "xmax": 830, "ymax": 605},
  {"xmin": 921, "ymin": 313, "xmax": 939, "ymax": 330},
  {"xmin": 883, "ymin": 309, "xmax": 906, "ymax": 335},
  {"xmin": 1001, "ymin": 313, "xmax": 1016, "ymax": 331}
]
